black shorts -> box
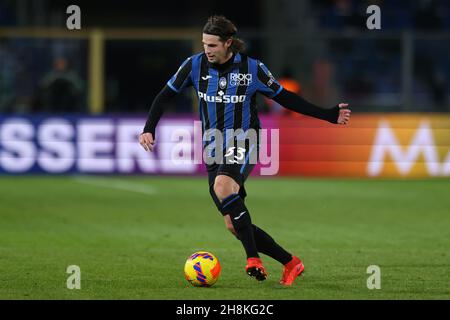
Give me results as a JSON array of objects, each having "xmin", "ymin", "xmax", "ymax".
[{"xmin": 206, "ymin": 139, "xmax": 259, "ymax": 213}]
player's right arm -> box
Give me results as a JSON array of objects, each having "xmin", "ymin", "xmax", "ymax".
[
  {"xmin": 140, "ymin": 85, "xmax": 176, "ymax": 151},
  {"xmin": 140, "ymin": 57, "xmax": 193, "ymax": 152}
]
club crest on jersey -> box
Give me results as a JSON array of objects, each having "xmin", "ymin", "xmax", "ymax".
[
  {"xmin": 219, "ymin": 77, "xmax": 227, "ymax": 89},
  {"xmin": 230, "ymin": 73, "xmax": 252, "ymax": 86}
]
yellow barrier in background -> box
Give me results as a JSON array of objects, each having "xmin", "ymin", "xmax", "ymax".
[{"xmin": 0, "ymin": 27, "xmax": 200, "ymax": 114}]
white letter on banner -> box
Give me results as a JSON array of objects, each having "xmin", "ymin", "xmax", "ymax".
[
  {"xmin": 0, "ymin": 119, "xmax": 36, "ymax": 172},
  {"xmin": 368, "ymin": 121, "xmax": 440, "ymax": 177},
  {"xmin": 116, "ymin": 121, "xmax": 158, "ymax": 173},
  {"xmin": 77, "ymin": 120, "xmax": 114, "ymax": 172},
  {"xmin": 37, "ymin": 119, "xmax": 75, "ymax": 173}
]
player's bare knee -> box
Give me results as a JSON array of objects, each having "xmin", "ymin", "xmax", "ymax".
[
  {"xmin": 213, "ymin": 177, "xmax": 233, "ymax": 200},
  {"xmin": 213, "ymin": 182, "xmax": 228, "ymax": 200},
  {"xmin": 214, "ymin": 175, "xmax": 239, "ymax": 201}
]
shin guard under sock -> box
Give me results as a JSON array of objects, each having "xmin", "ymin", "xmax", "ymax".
[{"xmin": 220, "ymin": 193, "xmax": 259, "ymax": 258}]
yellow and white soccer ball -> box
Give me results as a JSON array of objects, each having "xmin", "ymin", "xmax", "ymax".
[{"xmin": 184, "ymin": 251, "xmax": 221, "ymax": 287}]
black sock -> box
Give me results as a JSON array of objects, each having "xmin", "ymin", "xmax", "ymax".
[
  {"xmin": 252, "ymin": 225, "xmax": 292, "ymax": 265},
  {"xmin": 220, "ymin": 193, "xmax": 259, "ymax": 259}
]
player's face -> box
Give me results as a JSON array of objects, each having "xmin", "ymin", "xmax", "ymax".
[{"xmin": 202, "ymin": 33, "xmax": 232, "ymax": 64}]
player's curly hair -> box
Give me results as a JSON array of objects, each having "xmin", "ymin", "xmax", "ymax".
[{"xmin": 203, "ymin": 15, "xmax": 246, "ymax": 53}]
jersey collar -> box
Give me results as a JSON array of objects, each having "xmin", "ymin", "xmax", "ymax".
[{"xmin": 206, "ymin": 52, "xmax": 242, "ymax": 74}]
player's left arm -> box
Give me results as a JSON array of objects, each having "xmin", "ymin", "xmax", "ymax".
[
  {"xmin": 273, "ymin": 89, "xmax": 351, "ymax": 125},
  {"xmin": 256, "ymin": 61, "xmax": 350, "ymax": 125}
]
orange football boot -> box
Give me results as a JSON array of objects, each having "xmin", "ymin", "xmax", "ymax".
[
  {"xmin": 280, "ymin": 256, "xmax": 304, "ymax": 286},
  {"xmin": 245, "ymin": 257, "xmax": 268, "ymax": 281}
]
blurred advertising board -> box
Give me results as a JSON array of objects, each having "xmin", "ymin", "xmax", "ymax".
[{"xmin": 0, "ymin": 114, "xmax": 449, "ymax": 178}]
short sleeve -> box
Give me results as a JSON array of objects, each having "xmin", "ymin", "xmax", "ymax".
[
  {"xmin": 256, "ymin": 61, "xmax": 283, "ymax": 98},
  {"xmin": 167, "ymin": 57, "xmax": 193, "ymax": 93}
]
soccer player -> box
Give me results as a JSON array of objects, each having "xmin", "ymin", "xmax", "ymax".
[{"xmin": 140, "ymin": 15, "xmax": 351, "ymax": 286}]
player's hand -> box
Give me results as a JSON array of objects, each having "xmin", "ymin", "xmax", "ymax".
[
  {"xmin": 139, "ymin": 132, "xmax": 155, "ymax": 152},
  {"xmin": 337, "ymin": 103, "xmax": 351, "ymax": 125}
]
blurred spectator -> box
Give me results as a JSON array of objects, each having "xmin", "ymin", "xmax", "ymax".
[
  {"xmin": 313, "ymin": 0, "xmax": 450, "ymax": 32},
  {"xmin": 312, "ymin": 58, "xmax": 338, "ymax": 107},
  {"xmin": 36, "ymin": 57, "xmax": 85, "ymax": 113},
  {"xmin": 414, "ymin": 51, "xmax": 448, "ymax": 110},
  {"xmin": 413, "ymin": 0, "xmax": 444, "ymax": 31},
  {"xmin": 0, "ymin": 42, "xmax": 16, "ymax": 112},
  {"xmin": 315, "ymin": 0, "xmax": 364, "ymax": 31},
  {"xmin": 0, "ymin": 0, "xmax": 16, "ymax": 26}
]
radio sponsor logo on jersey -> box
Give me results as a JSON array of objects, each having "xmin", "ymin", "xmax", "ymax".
[{"xmin": 230, "ymin": 73, "xmax": 252, "ymax": 86}]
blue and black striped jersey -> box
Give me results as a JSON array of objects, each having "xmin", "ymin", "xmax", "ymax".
[
  {"xmin": 167, "ymin": 52, "xmax": 283, "ymax": 134},
  {"xmin": 144, "ymin": 52, "xmax": 341, "ymax": 152}
]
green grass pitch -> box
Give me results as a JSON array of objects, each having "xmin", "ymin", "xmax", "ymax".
[{"xmin": 0, "ymin": 176, "xmax": 449, "ymax": 299}]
